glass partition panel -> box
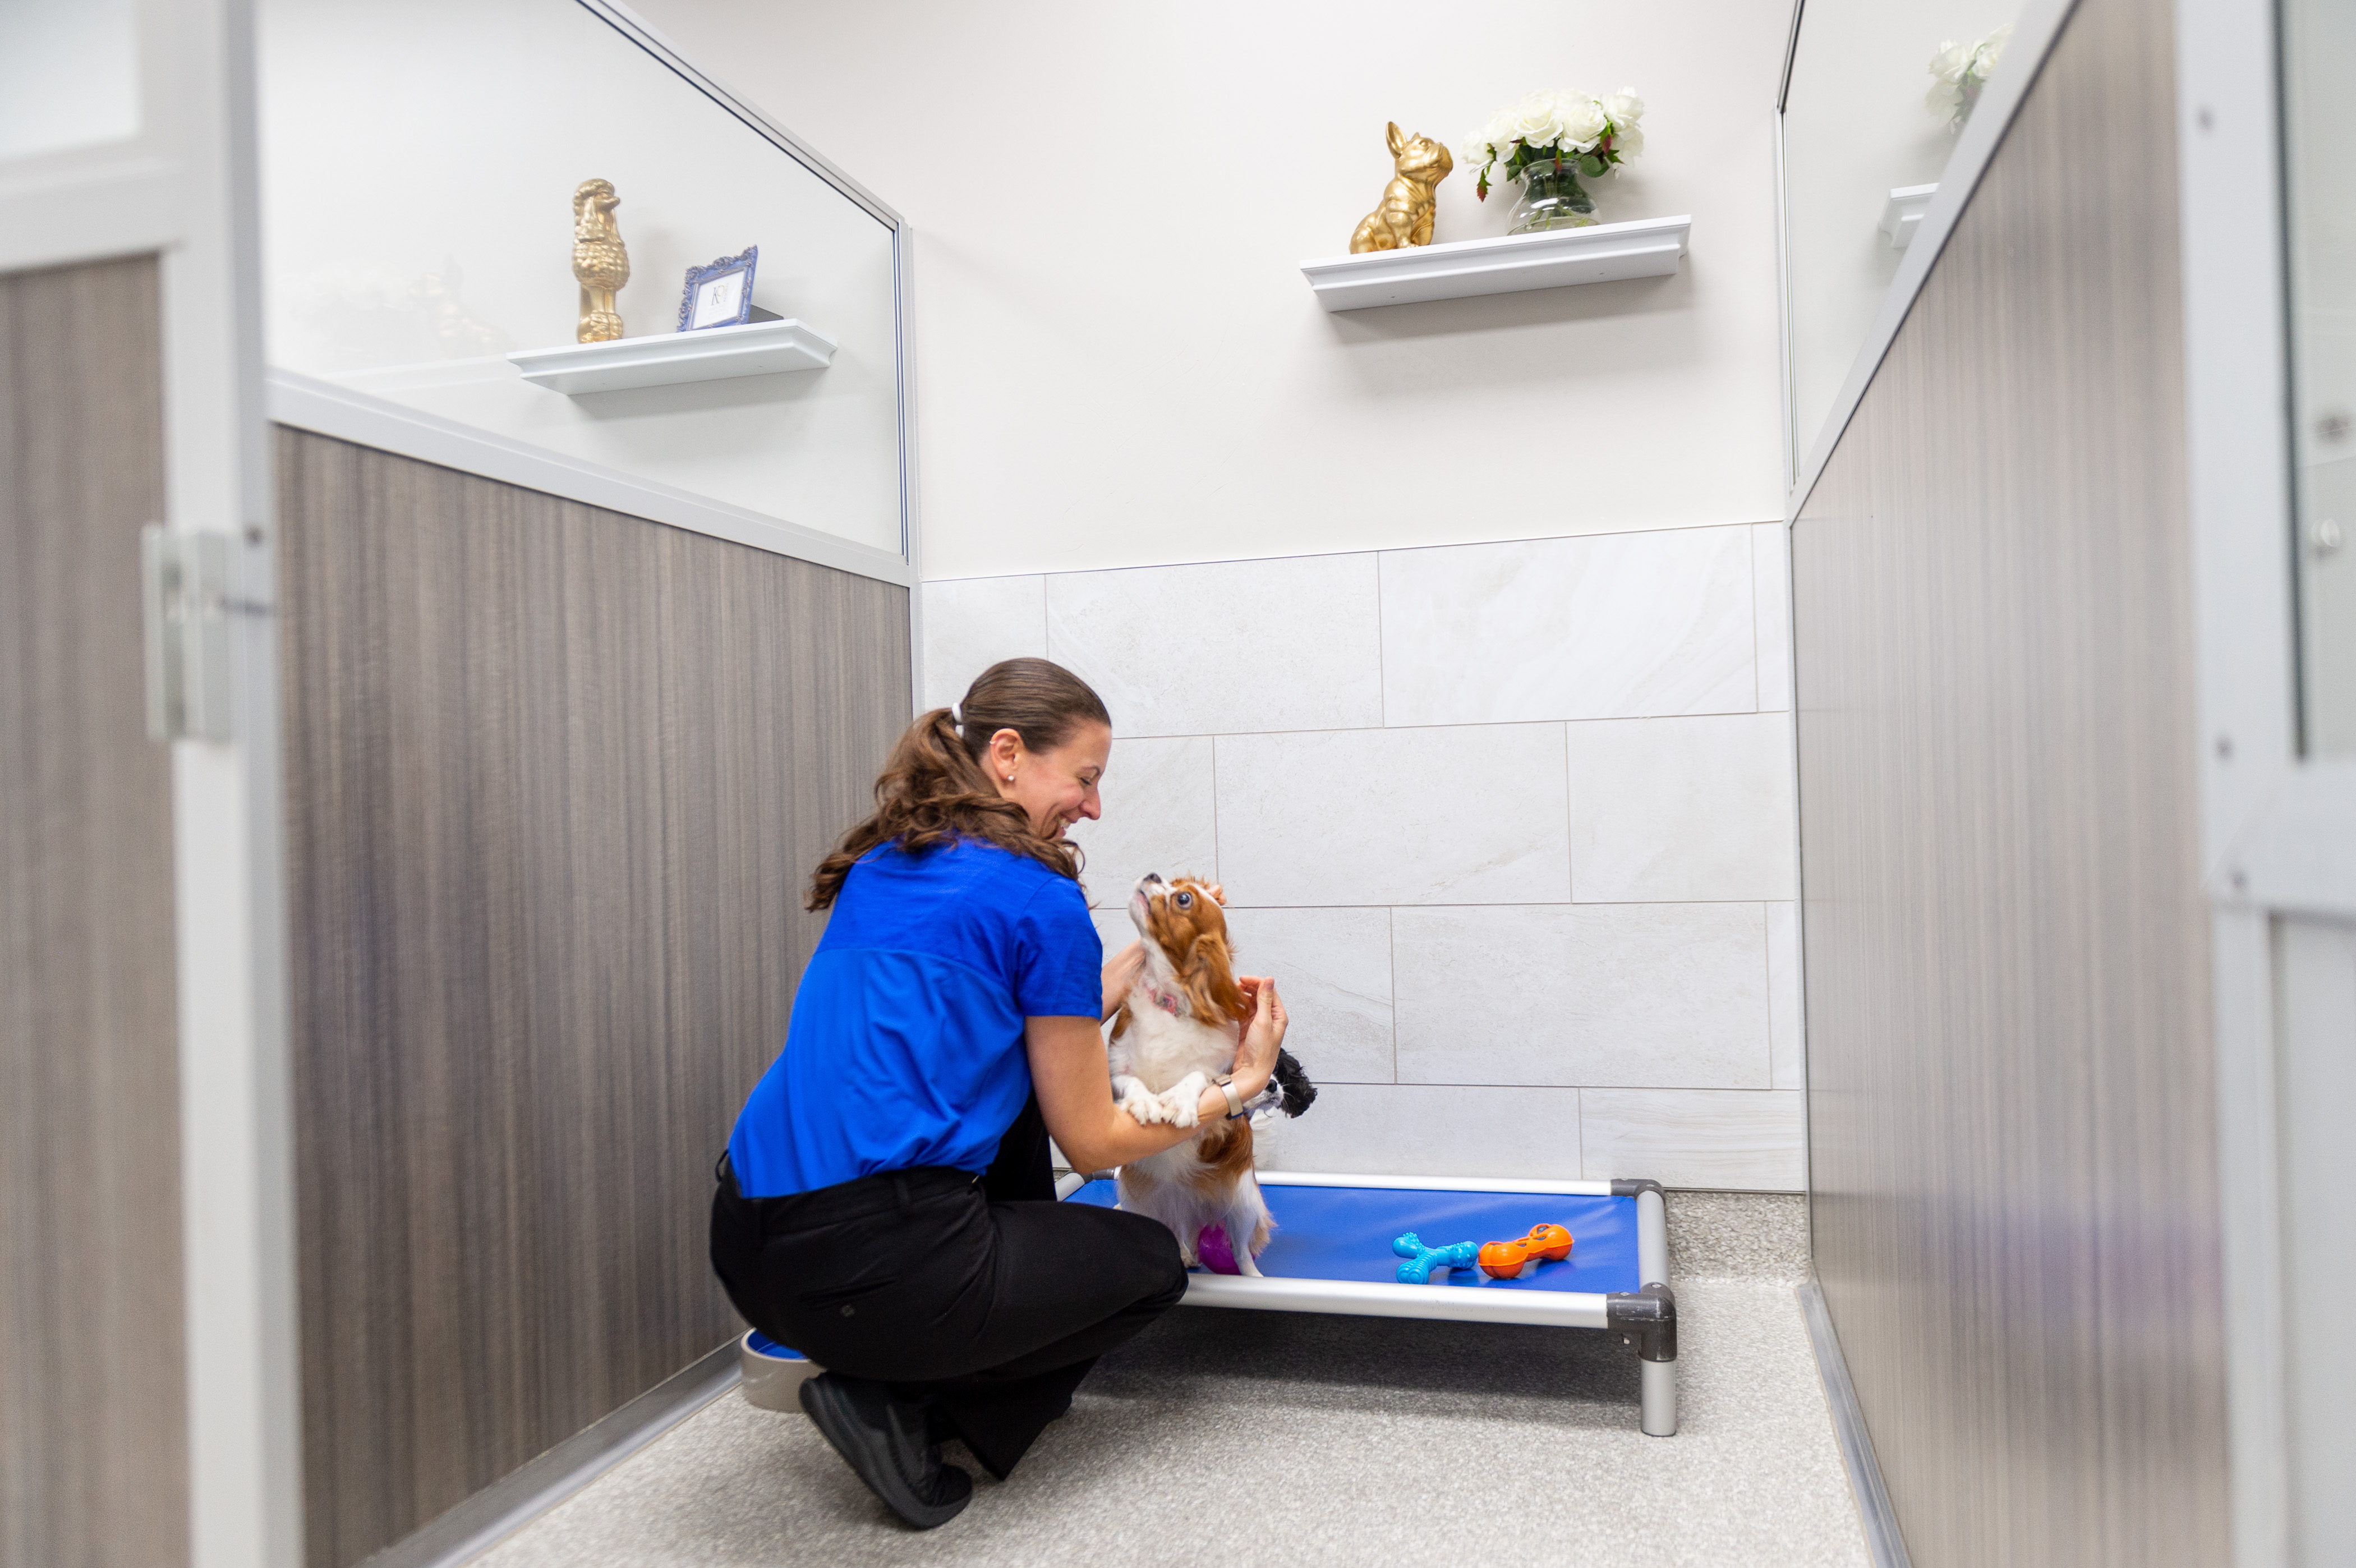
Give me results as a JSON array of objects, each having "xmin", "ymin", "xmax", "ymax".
[
  {"xmin": 0, "ymin": 0, "xmax": 141, "ymax": 160},
  {"xmin": 255, "ymin": 0, "xmax": 903, "ymax": 557},
  {"xmin": 1782, "ymin": 0, "xmax": 2023, "ymax": 471},
  {"xmin": 2284, "ymin": 0, "xmax": 2356, "ymax": 755}
]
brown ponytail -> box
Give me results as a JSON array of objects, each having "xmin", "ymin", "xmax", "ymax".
[{"xmin": 807, "ymin": 657, "xmax": 1112, "ymax": 910}]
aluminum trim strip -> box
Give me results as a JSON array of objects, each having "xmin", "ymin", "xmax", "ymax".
[
  {"xmin": 1177, "ymin": 1274, "xmax": 1613, "ymax": 1328},
  {"xmin": 264, "ymin": 368, "xmax": 911, "ymax": 587},
  {"xmin": 1798, "ymin": 1281, "xmax": 1913, "ymax": 1567},
  {"xmin": 1254, "ymin": 1171, "xmax": 1619, "ymax": 1196}
]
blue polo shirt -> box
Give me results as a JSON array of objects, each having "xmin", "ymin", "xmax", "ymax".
[{"xmin": 726, "ymin": 838, "xmax": 1103, "ymax": 1198}]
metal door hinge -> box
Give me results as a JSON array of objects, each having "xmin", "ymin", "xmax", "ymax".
[{"xmin": 141, "ymin": 525, "xmax": 234, "ymax": 743}]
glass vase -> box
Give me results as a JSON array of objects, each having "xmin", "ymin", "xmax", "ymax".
[{"xmin": 1507, "ymin": 158, "xmax": 1598, "ymax": 233}]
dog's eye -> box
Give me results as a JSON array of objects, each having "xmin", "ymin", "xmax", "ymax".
[{"xmin": 1175, "ymin": 891, "xmax": 1194, "ymax": 909}]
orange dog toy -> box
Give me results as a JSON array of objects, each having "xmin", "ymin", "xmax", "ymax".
[{"xmin": 1478, "ymin": 1224, "xmax": 1575, "ymax": 1280}]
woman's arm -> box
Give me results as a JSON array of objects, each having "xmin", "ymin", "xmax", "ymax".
[{"xmin": 1028, "ymin": 977, "xmax": 1287, "ymax": 1174}]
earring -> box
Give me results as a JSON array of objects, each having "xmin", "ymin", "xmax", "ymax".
[{"xmin": 1004, "ymin": 774, "xmax": 1014, "ymax": 783}]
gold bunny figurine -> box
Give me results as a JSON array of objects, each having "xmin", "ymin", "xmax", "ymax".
[
  {"xmin": 572, "ymin": 178, "xmax": 630, "ymax": 343},
  {"xmin": 1349, "ymin": 123, "xmax": 1453, "ymax": 253}
]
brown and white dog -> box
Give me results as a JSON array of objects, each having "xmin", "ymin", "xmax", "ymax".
[{"xmin": 1106, "ymin": 873, "xmax": 1275, "ymax": 1275}]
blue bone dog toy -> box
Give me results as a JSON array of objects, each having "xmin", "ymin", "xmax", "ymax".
[{"xmin": 1393, "ymin": 1232, "xmax": 1481, "ymax": 1284}]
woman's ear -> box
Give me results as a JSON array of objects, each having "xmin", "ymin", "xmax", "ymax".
[{"xmin": 986, "ymin": 727, "xmax": 1024, "ymax": 784}]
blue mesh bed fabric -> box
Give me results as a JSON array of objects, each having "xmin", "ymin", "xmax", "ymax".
[{"xmin": 1066, "ymin": 1179, "xmax": 1641, "ymax": 1295}]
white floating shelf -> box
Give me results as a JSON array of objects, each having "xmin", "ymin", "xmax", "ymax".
[
  {"xmin": 507, "ymin": 317, "xmax": 836, "ymax": 396},
  {"xmin": 1879, "ymin": 185, "xmax": 1938, "ymax": 251},
  {"xmin": 1300, "ymin": 215, "xmax": 1691, "ymax": 311}
]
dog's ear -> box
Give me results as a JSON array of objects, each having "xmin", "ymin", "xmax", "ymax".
[
  {"xmin": 1182, "ymin": 934, "xmax": 1251, "ymax": 1026},
  {"xmin": 1274, "ymin": 1048, "xmax": 1318, "ymax": 1116},
  {"xmin": 1386, "ymin": 120, "xmax": 1405, "ymax": 157},
  {"xmin": 1110, "ymin": 1003, "xmax": 1132, "ymax": 1041}
]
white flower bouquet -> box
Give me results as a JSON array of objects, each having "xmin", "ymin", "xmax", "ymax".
[
  {"xmin": 1926, "ymin": 24, "xmax": 2013, "ymax": 131},
  {"xmin": 1464, "ymin": 88, "xmax": 1646, "ymax": 201}
]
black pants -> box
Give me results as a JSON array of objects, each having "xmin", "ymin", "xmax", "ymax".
[{"xmin": 709, "ymin": 1096, "xmax": 1187, "ymax": 1478}]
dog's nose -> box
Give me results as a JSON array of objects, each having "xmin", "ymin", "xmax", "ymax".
[{"xmin": 1141, "ymin": 872, "xmax": 1162, "ymax": 884}]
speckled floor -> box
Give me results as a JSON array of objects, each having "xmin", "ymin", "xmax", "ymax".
[{"xmin": 468, "ymin": 1259, "xmax": 1866, "ymax": 1568}]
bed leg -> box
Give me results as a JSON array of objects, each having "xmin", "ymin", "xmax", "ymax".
[
  {"xmin": 1641, "ymin": 1357, "xmax": 1677, "ymax": 1437},
  {"xmin": 1609, "ymin": 1182, "xmax": 1678, "ymax": 1436}
]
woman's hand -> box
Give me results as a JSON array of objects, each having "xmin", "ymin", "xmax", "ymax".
[
  {"xmin": 1101, "ymin": 940, "xmax": 1144, "ymax": 1020},
  {"xmin": 1229, "ymin": 976, "xmax": 1287, "ymax": 1100}
]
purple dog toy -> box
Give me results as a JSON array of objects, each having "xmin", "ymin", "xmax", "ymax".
[{"xmin": 1197, "ymin": 1222, "xmax": 1241, "ymax": 1275}]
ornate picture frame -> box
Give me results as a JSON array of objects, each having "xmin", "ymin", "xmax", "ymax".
[{"xmin": 677, "ymin": 245, "xmax": 759, "ymax": 332}]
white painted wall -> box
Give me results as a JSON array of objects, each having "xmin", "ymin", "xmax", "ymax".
[
  {"xmin": 622, "ymin": 0, "xmax": 1814, "ymax": 1186},
  {"xmin": 923, "ymin": 525, "xmax": 1806, "ymax": 1191},
  {"xmin": 252, "ymin": 0, "xmax": 904, "ymax": 554},
  {"xmin": 625, "ymin": 0, "xmax": 1811, "ymax": 1186},
  {"xmin": 636, "ymin": 0, "xmax": 1794, "ymax": 579}
]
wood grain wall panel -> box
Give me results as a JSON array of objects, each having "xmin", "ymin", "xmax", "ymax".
[
  {"xmin": 0, "ymin": 257, "xmax": 190, "ymax": 1568},
  {"xmin": 276, "ymin": 430, "xmax": 908, "ymax": 1568},
  {"xmin": 1791, "ymin": 0, "xmax": 2228, "ymax": 1562}
]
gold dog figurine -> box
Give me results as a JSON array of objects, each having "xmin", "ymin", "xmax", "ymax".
[
  {"xmin": 1349, "ymin": 123, "xmax": 1453, "ymax": 253},
  {"xmin": 571, "ymin": 178, "xmax": 631, "ymax": 343}
]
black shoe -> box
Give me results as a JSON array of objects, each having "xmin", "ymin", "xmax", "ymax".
[{"xmin": 799, "ymin": 1373, "xmax": 973, "ymax": 1529}]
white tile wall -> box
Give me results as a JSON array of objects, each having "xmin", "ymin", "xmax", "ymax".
[
  {"xmin": 1046, "ymin": 554, "xmax": 1383, "ymax": 737},
  {"xmin": 1752, "ymin": 522, "xmax": 1792, "ymax": 712},
  {"xmin": 919, "ymin": 573, "xmax": 1045, "ymax": 711},
  {"xmin": 1378, "ymin": 527, "xmax": 1756, "ymax": 726},
  {"xmin": 1391, "ymin": 903, "xmax": 1770, "ymax": 1089},
  {"xmin": 1067, "ymin": 735, "xmax": 1217, "ymax": 907},
  {"xmin": 1391, "ymin": 905, "xmax": 1580, "ymax": 1086},
  {"xmin": 1223, "ymin": 905, "xmax": 1396, "ymax": 1084},
  {"xmin": 1767, "ymin": 900, "xmax": 1804, "ymax": 1090},
  {"xmin": 1580, "ymin": 1088, "xmax": 1806, "ymax": 1190},
  {"xmin": 1253, "ymin": 1084, "xmax": 1585, "ymax": 1181},
  {"xmin": 1256, "ymin": 1086, "xmax": 1803, "ymax": 1189},
  {"xmin": 922, "ymin": 522, "xmax": 1805, "ymax": 1190},
  {"xmin": 1567, "ymin": 712, "xmax": 1798, "ymax": 903},
  {"xmin": 1568, "ymin": 903, "xmax": 1772, "ymax": 1089},
  {"xmin": 1089, "ymin": 907, "xmax": 1134, "ymax": 959},
  {"xmin": 1217, "ymin": 725, "xmax": 1573, "ymax": 907}
]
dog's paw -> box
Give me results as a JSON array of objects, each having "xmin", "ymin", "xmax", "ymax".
[
  {"xmin": 1159, "ymin": 1072, "xmax": 1208, "ymax": 1129},
  {"xmin": 1112, "ymin": 1076, "xmax": 1167, "ymax": 1125}
]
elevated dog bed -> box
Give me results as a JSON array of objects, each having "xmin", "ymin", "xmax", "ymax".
[{"xmin": 1061, "ymin": 1170, "xmax": 1678, "ymax": 1436}]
